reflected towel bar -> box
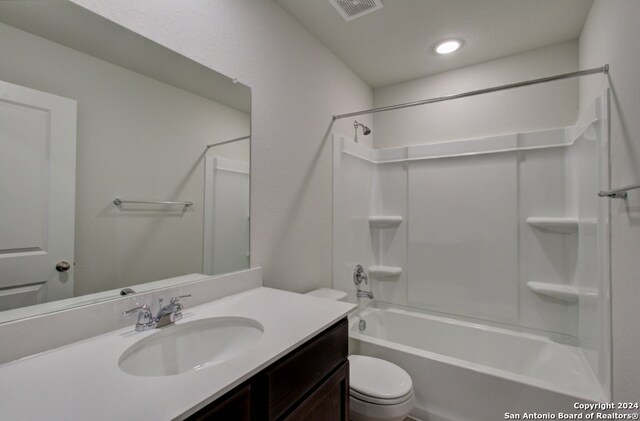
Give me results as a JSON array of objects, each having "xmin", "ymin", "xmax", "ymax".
[
  {"xmin": 598, "ymin": 184, "xmax": 640, "ymax": 200},
  {"xmin": 113, "ymin": 198, "xmax": 193, "ymax": 207}
]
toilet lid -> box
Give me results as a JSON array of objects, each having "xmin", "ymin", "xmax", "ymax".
[{"xmin": 349, "ymin": 355, "xmax": 413, "ymax": 401}]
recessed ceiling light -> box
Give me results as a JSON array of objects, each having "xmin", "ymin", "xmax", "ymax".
[{"xmin": 435, "ymin": 40, "xmax": 462, "ymax": 55}]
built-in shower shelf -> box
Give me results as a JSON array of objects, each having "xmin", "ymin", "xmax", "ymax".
[
  {"xmin": 526, "ymin": 281, "xmax": 579, "ymax": 303},
  {"xmin": 526, "ymin": 217, "xmax": 578, "ymax": 234},
  {"xmin": 369, "ymin": 216, "xmax": 403, "ymax": 228},
  {"xmin": 368, "ymin": 265, "xmax": 402, "ymax": 278}
]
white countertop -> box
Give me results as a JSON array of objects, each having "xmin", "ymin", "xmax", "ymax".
[{"xmin": 0, "ymin": 287, "xmax": 355, "ymax": 421}]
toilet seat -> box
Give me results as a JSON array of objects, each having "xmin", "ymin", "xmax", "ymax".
[
  {"xmin": 349, "ymin": 355, "xmax": 413, "ymax": 404},
  {"xmin": 350, "ymin": 388, "xmax": 413, "ymax": 405}
]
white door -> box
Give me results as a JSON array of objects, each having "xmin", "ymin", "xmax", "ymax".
[{"xmin": 0, "ymin": 80, "xmax": 77, "ymax": 311}]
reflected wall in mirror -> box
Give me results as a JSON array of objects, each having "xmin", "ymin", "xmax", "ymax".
[{"xmin": 0, "ymin": 1, "xmax": 251, "ymax": 322}]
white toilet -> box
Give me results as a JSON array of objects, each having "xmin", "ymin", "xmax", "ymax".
[
  {"xmin": 306, "ymin": 288, "xmax": 415, "ymax": 421},
  {"xmin": 349, "ymin": 354, "xmax": 415, "ymax": 421}
]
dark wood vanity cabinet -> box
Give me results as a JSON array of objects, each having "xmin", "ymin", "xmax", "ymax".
[
  {"xmin": 279, "ymin": 361, "xmax": 349, "ymax": 421},
  {"xmin": 187, "ymin": 318, "xmax": 349, "ymax": 421},
  {"xmin": 189, "ymin": 383, "xmax": 253, "ymax": 420}
]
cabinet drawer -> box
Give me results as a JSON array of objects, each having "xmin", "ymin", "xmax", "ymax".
[{"xmin": 265, "ymin": 318, "xmax": 348, "ymax": 421}]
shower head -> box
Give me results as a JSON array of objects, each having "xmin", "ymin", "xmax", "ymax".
[
  {"xmin": 353, "ymin": 120, "xmax": 371, "ymax": 142},
  {"xmin": 354, "ymin": 121, "xmax": 371, "ymax": 135}
]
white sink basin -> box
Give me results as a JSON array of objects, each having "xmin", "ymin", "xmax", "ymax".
[{"xmin": 118, "ymin": 317, "xmax": 263, "ymax": 377}]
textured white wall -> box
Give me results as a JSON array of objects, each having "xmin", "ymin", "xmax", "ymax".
[
  {"xmin": 372, "ymin": 41, "xmax": 578, "ymax": 148},
  {"xmin": 70, "ymin": 0, "xmax": 373, "ymax": 293},
  {"xmin": 579, "ymin": 0, "xmax": 640, "ymax": 401}
]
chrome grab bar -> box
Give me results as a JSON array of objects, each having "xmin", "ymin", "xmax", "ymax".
[
  {"xmin": 598, "ymin": 183, "xmax": 640, "ymax": 200},
  {"xmin": 113, "ymin": 198, "xmax": 193, "ymax": 207}
]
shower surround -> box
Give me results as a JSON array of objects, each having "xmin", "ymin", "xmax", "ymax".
[{"xmin": 333, "ymin": 96, "xmax": 610, "ymax": 420}]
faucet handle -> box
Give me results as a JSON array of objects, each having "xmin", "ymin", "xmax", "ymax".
[
  {"xmin": 123, "ymin": 304, "xmax": 151, "ymax": 317},
  {"xmin": 354, "ymin": 264, "xmax": 368, "ymax": 285},
  {"xmin": 168, "ymin": 295, "xmax": 190, "ymax": 324},
  {"xmin": 170, "ymin": 294, "xmax": 191, "ymax": 304},
  {"xmin": 122, "ymin": 304, "xmax": 154, "ymax": 331}
]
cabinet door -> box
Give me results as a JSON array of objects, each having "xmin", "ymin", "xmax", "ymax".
[
  {"xmin": 189, "ymin": 383, "xmax": 252, "ymax": 421},
  {"xmin": 265, "ymin": 319, "xmax": 348, "ymax": 420},
  {"xmin": 282, "ymin": 361, "xmax": 349, "ymax": 421}
]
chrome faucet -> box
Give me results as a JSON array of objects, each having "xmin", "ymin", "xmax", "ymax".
[
  {"xmin": 356, "ymin": 289, "xmax": 374, "ymax": 299},
  {"xmin": 353, "ymin": 264, "xmax": 374, "ymax": 300},
  {"xmin": 123, "ymin": 304, "xmax": 153, "ymax": 331},
  {"xmin": 123, "ymin": 294, "xmax": 191, "ymax": 331},
  {"xmin": 155, "ymin": 295, "xmax": 190, "ymax": 327}
]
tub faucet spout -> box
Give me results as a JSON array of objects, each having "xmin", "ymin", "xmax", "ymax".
[{"xmin": 357, "ymin": 289, "xmax": 374, "ymax": 299}]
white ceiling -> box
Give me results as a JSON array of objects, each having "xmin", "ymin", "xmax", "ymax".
[{"xmin": 275, "ymin": 0, "xmax": 594, "ymax": 88}]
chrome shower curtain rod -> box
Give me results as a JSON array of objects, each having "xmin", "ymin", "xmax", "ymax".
[
  {"xmin": 332, "ymin": 65, "xmax": 609, "ymax": 120},
  {"xmin": 206, "ymin": 135, "xmax": 250, "ymax": 149}
]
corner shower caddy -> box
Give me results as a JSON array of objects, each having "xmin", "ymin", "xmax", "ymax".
[
  {"xmin": 368, "ymin": 265, "xmax": 402, "ymax": 278},
  {"xmin": 526, "ymin": 281, "xmax": 578, "ymax": 302},
  {"xmin": 524, "ymin": 216, "xmax": 584, "ymax": 302},
  {"xmin": 526, "ymin": 217, "xmax": 579, "ymax": 234},
  {"xmin": 368, "ymin": 215, "xmax": 403, "ymax": 229},
  {"xmin": 368, "ymin": 215, "xmax": 403, "ymax": 278}
]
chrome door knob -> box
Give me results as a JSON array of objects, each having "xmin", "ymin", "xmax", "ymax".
[{"xmin": 55, "ymin": 260, "xmax": 71, "ymax": 272}]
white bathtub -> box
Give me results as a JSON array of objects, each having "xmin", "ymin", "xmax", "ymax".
[{"xmin": 349, "ymin": 302, "xmax": 606, "ymax": 421}]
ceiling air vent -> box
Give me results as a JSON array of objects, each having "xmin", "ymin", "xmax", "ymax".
[{"xmin": 329, "ymin": 0, "xmax": 383, "ymax": 22}]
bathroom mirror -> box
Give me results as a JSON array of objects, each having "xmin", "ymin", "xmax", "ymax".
[{"xmin": 0, "ymin": 1, "xmax": 251, "ymax": 322}]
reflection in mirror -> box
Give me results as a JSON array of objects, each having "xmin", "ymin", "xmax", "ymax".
[
  {"xmin": 0, "ymin": 1, "xmax": 250, "ymax": 322},
  {"xmin": 204, "ymin": 137, "xmax": 251, "ymax": 276}
]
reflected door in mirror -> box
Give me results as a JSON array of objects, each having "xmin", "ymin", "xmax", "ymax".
[{"xmin": 0, "ymin": 80, "xmax": 77, "ymax": 310}]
